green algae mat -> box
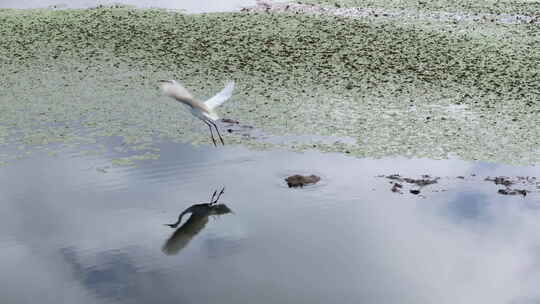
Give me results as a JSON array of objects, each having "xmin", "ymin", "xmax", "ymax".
[
  {"xmin": 0, "ymin": 5, "xmax": 539, "ymax": 166},
  {"xmin": 299, "ymin": 0, "xmax": 540, "ymax": 14}
]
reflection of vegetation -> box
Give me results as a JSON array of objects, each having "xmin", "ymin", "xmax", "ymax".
[
  {"xmin": 0, "ymin": 6, "xmax": 539, "ymax": 164},
  {"xmin": 163, "ymin": 188, "xmax": 232, "ymax": 255}
]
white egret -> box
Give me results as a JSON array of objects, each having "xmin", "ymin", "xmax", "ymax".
[{"xmin": 158, "ymin": 80, "xmax": 235, "ymax": 146}]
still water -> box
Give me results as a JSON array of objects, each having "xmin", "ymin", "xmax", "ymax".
[{"xmin": 1, "ymin": 141, "xmax": 540, "ymax": 303}]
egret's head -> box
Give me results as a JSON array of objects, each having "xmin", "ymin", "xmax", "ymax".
[
  {"xmin": 158, "ymin": 79, "xmax": 175, "ymax": 92},
  {"xmin": 211, "ymin": 204, "xmax": 233, "ymax": 215}
]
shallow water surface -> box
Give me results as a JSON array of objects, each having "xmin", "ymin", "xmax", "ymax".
[{"xmin": 1, "ymin": 142, "xmax": 540, "ymax": 303}]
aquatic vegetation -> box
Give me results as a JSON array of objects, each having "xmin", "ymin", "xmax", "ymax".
[
  {"xmin": 298, "ymin": 0, "xmax": 540, "ymax": 15},
  {"xmin": 0, "ymin": 6, "xmax": 538, "ymax": 165}
]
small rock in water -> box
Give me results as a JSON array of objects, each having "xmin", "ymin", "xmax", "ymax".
[
  {"xmin": 285, "ymin": 174, "xmax": 321, "ymax": 188},
  {"xmin": 516, "ymin": 189, "xmax": 528, "ymax": 196},
  {"xmin": 498, "ymin": 189, "xmax": 527, "ymax": 196},
  {"xmin": 384, "ymin": 174, "xmax": 439, "ymax": 186},
  {"xmin": 391, "ymin": 182, "xmax": 403, "ymax": 193},
  {"xmin": 485, "ymin": 176, "xmax": 514, "ymax": 187},
  {"xmin": 221, "ymin": 118, "xmax": 239, "ymax": 124}
]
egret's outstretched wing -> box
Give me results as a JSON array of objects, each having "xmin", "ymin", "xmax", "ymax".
[
  {"xmin": 160, "ymin": 81, "xmax": 194, "ymax": 102},
  {"xmin": 204, "ymin": 81, "xmax": 235, "ymax": 110}
]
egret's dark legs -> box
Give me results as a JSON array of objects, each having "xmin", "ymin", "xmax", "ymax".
[
  {"xmin": 210, "ymin": 120, "xmax": 225, "ymax": 145},
  {"xmin": 214, "ymin": 187, "xmax": 225, "ymax": 204},
  {"xmin": 209, "ymin": 189, "xmax": 218, "ymax": 204},
  {"xmin": 210, "ymin": 187, "xmax": 225, "ymax": 205},
  {"xmin": 203, "ymin": 120, "xmax": 217, "ymax": 147}
]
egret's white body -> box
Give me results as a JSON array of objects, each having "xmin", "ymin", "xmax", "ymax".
[{"xmin": 159, "ymin": 80, "xmax": 235, "ymax": 146}]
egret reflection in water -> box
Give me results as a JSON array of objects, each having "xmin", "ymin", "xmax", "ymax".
[{"xmin": 163, "ymin": 187, "xmax": 233, "ymax": 255}]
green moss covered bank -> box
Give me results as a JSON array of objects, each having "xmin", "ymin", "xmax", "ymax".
[{"xmin": 0, "ymin": 5, "xmax": 538, "ymax": 165}]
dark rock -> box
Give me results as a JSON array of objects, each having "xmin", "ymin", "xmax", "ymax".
[
  {"xmin": 497, "ymin": 189, "xmax": 528, "ymax": 196},
  {"xmin": 386, "ymin": 174, "xmax": 401, "ymax": 180},
  {"xmin": 410, "ymin": 189, "xmax": 421, "ymax": 195},
  {"xmin": 385, "ymin": 174, "xmax": 439, "ymax": 186},
  {"xmin": 391, "ymin": 182, "xmax": 402, "ymax": 193},
  {"xmin": 221, "ymin": 118, "xmax": 239, "ymax": 124},
  {"xmin": 285, "ymin": 174, "xmax": 321, "ymax": 188},
  {"xmin": 515, "ymin": 189, "xmax": 528, "ymax": 196},
  {"xmin": 404, "ymin": 178, "xmax": 438, "ymax": 186},
  {"xmin": 485, "ymin": 176, "xmax": 513, "ymax": 187}
]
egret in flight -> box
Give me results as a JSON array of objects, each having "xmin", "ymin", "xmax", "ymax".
[{"xmin": 158, "ymin": 80, "xmax": 235, "ymax": 146}]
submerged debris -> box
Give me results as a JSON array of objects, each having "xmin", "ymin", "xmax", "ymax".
[
  {"xmin": 485, "ymin": 176, "xmax": 514, "ymax": 187},
  {"xmin": 483, "ymin": 176, "xmax": 540, "ymax": 196},
  {"xmin": 382, "ymin": 174, "xmax": 438, "ymax": 196},
  {"xmin": 381, "ymin": 173, "xmax": 540, "ymax": 197},
  {"xmin": 391, "ymin": 182, "xmax": 403, "ymax": 193},
  {"xmin": 384, "ymin": 174, "xmax": 439, "ymax": 186},
  {"xmin": 285, "ymin": 174, "xmax": 321, "ymax": 188},
  {"xmin": 498, "ymin": 189, "xmax": 528, "ymax": 196},
  {"xmin": 221, "ymin": 118, "xmax": 239, "ymax": 124}
]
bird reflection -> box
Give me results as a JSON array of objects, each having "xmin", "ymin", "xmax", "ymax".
[{"xmin": 162, "ymin": 187, "xmax": 232, "ymax": 255}]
